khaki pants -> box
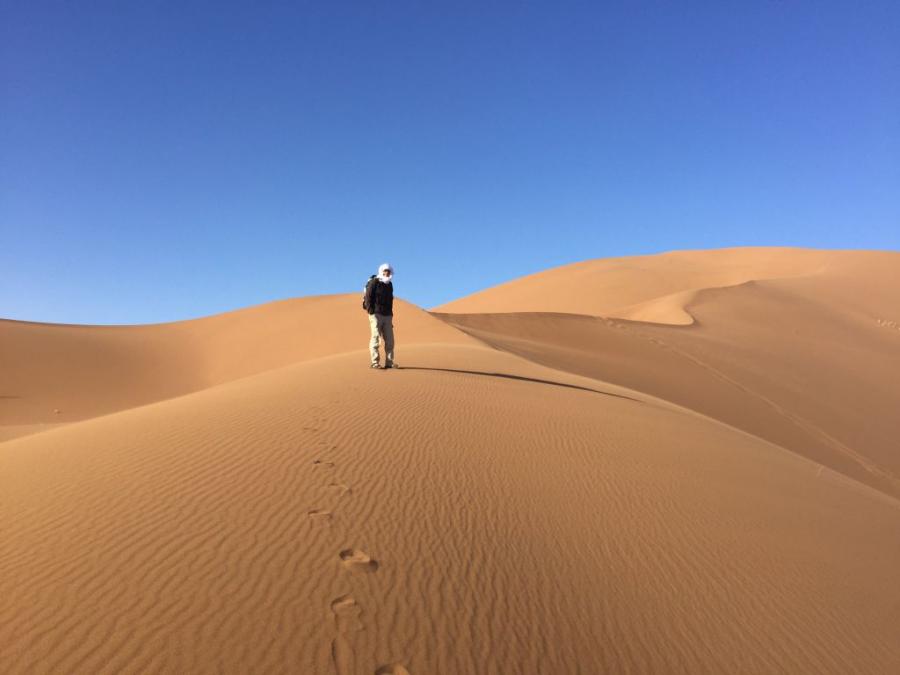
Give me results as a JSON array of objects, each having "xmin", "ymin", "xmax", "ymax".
[{"xmin": 369, "ymin": 313, "xmax": 394, "ymax": 366}]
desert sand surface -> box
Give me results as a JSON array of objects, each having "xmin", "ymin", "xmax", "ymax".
[
  {"xmin": 435, "ymin": 250, "xmax": 900, "ymax": 501},
  {"xmin": 0, "ymin": 296, "xmax": 475, "ymax": 438},
  {"xmin": 2, "ymin": 248, "xmax": 899, "ymax": 673}
]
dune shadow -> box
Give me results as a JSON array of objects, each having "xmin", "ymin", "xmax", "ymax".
[{"xmin": 399, "ymin": 367, "xmax": 640, "ymax": 403}]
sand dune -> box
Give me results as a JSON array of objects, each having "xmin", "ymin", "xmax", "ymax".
[
  {"xmin": 436, "ymin": 248, "xmax": 900, "ymax": 500},
  {"xmin": 433, "ymin": 247, "xmax": 892, "ymax": 322},
  {"xmin": 3, "ymin": 345, "xmax": 899, "ymax": 673},
  {"xmin": 2, "ymin": 247, "xmax": 899, "ymax": 673},
  {"xmin": 0, "ymin": 296, "xmax": 475, "ymax": 437}
]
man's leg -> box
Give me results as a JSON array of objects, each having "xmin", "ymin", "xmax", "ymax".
[
  {"xmin": 368, "ymin": 314, "xmax": 381, "ymax": 366},
  {"xmin": 381, "ymin": 314, "xmax": 395, "ymax": 367}
]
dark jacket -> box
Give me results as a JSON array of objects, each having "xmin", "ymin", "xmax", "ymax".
[{"xmin": 365, "ymin": 278, "xmax": 393, "ymax": 316}]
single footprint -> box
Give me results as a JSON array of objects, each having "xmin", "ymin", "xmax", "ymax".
[
  {"xmin": 330, "ymin": 594, "xmax": 361, "ymax": 620},
  {"xmin": 328, "ymin": 482, "xmax": 352, "ymax": 496},
  {"xmin": 375, "ymin": 665, "xmax": 411, "ymax": 675},
  {"xmin": 307, "ymin": 509, "xmax": 333, "ymax": 522},
  {"xmin": 330, "ymin": 594, "xmax": 362, "ymax": 630},
  {"xmin": 332, "ymin": 637, "xmax": 353, "ymax": 675},
  {"xmin": 339, "ymin": 549, "xmax": 379, "ymax": 573},
  {"xmin": 330, "ymin": 595, "xmax": 362, "ymax": 675},
  {"xmin": 313, "ymin": 459, "xmax": 335, "ymax": 468}
]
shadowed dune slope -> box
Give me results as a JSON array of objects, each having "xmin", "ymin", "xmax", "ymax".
[
  {"xmin": 2, "ymin": 344, "xmax": 899, "ymax": 674},
  {"xmin": 0, "ymin": 295, "xmax": 476, "ymax": 436},
  {"xmin": 435, "ymin": 249, "xmax": 900, "ymax": 500}
]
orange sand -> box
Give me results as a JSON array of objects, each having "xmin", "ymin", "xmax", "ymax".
[{"xmin": 2, "ymin": 247, "xmax": 899, "ymax": 673}]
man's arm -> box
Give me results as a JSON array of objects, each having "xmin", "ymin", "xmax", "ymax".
[{"xmin": 365, "ymin": 277, "xmax": 376, "ymax": 310}]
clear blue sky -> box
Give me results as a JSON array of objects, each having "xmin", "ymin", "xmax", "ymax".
[{"xmin": 2, "ymin": 1, "xmax": 898, "ymax": 324}]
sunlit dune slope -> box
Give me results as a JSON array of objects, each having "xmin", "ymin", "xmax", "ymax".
[
  {"xmin": 2, "ymin": 344, "xmax": 898, "ymax": 674},
  {"xmin": 433, "ymin": 247, "xmax": 894, "ymax": 322},
  {"xmin": 0, "ymin": 295, "xmax": 476, "ymax": 435}
]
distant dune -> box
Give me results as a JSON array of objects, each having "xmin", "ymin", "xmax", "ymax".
[
  {"xmin": 2, "ymin": 248, "xmax": 899, "ymax": 673},
  {"xmin": 0, "ymin": 296, "xmax": 475, "ymax": 438},
  {"xmin": 433, "ymin": 247, "xmax": 893, "ymax": 321}
]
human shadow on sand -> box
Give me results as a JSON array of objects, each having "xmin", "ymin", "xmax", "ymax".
[{"xmin": 398, "ymin": 367, "xmax": 641, "ymax": 403}]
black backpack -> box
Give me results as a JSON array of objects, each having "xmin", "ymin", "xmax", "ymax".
[{"xmin": 361, "ymin": 275, "xmax": 376, "ymax": 311}]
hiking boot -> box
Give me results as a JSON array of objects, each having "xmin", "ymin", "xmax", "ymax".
[{"xmin": 370, "ymin": 363, "xmax": 381, "ymax": 369}]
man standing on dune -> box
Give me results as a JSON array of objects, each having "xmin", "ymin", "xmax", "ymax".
[{"xmin": 365, "ymin": 263, "xmax": 395, "ymax": 369}]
